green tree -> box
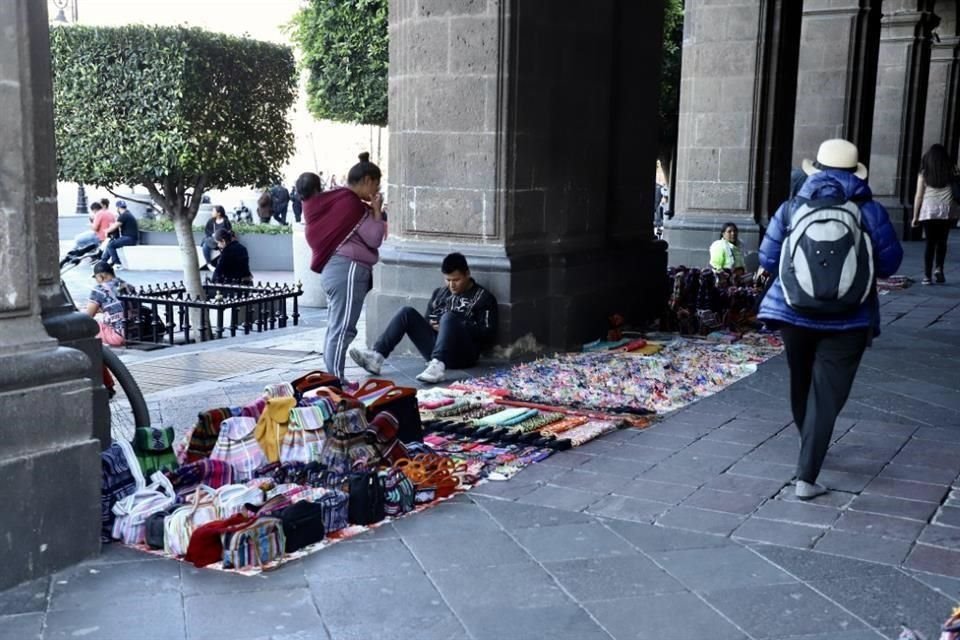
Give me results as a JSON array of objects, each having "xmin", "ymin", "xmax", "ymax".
[
  {"xmin": 658, "ymin": 0, "xmax": 684, "ymax": 186},
  {"xmin": 50, "ymin": 25, "xmax": 296, "ymax": 316},
  {"xmin": 288, "ymin": 0, "xmax": 388, "ymax": 126}
]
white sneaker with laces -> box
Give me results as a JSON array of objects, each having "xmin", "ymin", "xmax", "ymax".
[
  {"xmin": 348, "ymin": 347, "xmax": 384, "ymax": 375},
  {"xmin": 416, "ymin": 359, "xmax": 446, "ymax": 384}
]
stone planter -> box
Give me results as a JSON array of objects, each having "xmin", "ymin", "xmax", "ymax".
[
  {"xmin": 139, "ymin": 229, "xmax": 293, "ymax": 271},
  {"xmin": 292, "ymin": 222, "xmax": 327, "ymax": 308}
]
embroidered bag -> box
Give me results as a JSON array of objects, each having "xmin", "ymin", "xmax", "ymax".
[
  {"xmin": 279, "ymin": 501, "xmax": 326, "ymax": 552},
  {"xmin": 134, "ymin": 426, "xmax": 179, "ymax": 477},
  {"xmin": 381, "ymin": 467, "xmax": 415, "ymax": 517},
  {"xmin": 210, "ymin": 417, "xmax": 268, "ymax": 482},
  {"xmin": 222, "ymin": 517, "xmax": 286, "ymax": 570},
  {"xmin": 281, "ymin": 407, "xmax": 326, "ymax": 464},
  {"xmin": 317, "ymin": 489, "xmax": 349, "ymax": 532},
  {"xmin": 320, "ymin": 408, "xmax": 381, "ymax": 473},
  {"xmin": 186, "ymin": 408, "xmax": 232, "ymax": 462},
  {"xmin": 184, "ymin": 513, "xmax": 254, "ymax": 568},
  {"xmin": 101, "ymin": 439, "xmax": 144, "ymax": 542}
]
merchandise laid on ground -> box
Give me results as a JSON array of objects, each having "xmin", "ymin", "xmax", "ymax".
[{"xmin": 100, "ymin": 332, "xmax": 783, "ymax": 575}]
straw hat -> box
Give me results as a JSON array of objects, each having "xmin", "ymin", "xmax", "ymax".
[{"xmin": 801, "ymin": 139, "xmax": 868, "ymax": 180}]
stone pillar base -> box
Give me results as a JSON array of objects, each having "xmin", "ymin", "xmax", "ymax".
[
  {"xmin": 367, "ymin": 239, "xmax": 669, "ymax": 356},
  {"xmin": 0, "ymin": 347, "xmax": 100, "ymax": 591},
  {"xmin": 663, "ymin": 213, "xmax": 761, "ymax": 271}
]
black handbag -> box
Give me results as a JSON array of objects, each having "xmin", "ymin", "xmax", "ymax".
[
  {"xmin": 145, "ymin": 506, "xmax": 178, "ymax": 550},
  {"xmin": 367, "ymin": 387, "xmax": 424, "ymax": 444},
  {"xmin": 279, "ymin": 501, "xmax": 326, "ymax": 552},
  {"xmin": 347, "ymin": 471, "xmax": 385, "ymax": 526}
]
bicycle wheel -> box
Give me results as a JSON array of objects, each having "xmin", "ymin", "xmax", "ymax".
[{"xmin": 101, "ymin": 346, "xmax": 150, "ymax": 442}]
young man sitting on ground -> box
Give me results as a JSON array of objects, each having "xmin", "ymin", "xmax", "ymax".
[{"xmin": 350, "ymin": 252, "xmax": 498, "ymax": 383}]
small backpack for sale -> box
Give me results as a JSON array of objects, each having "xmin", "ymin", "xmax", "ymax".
[{"xmin": 779, "ymin": 198, "xmax": 874, "ymax": 315}]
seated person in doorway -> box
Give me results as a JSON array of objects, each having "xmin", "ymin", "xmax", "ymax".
[
  {"xmin": 350, "ymin": 252, "xmax": 498, "ymax": 384},
  {"xmin": 102, "ymin": 200, "xmax": 139, "ymax": 268},
  {"xmin": 200, "ymin": 205, "xmax": 232, "ymax": 271},
  {"xmin": 211, "ymin": 229, "xmax": 253, "ymax": 285},
  {"xmin": 709, "ymin": 222, "xmax": 745, "ymax": 274},
  {"xmin": 62, "ymin": 201, "xmax": 116, "ymax": 265},
  {"xmin": 86, "ymin": 261, "xmax": 136, "ymax": 347}
]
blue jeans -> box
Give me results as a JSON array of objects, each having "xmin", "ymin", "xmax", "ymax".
[
  {"xmin": 104, "ymin": 235, "xmax": 136, "ymax": 265},
  {"xmin": 373, "ymin": 307, "xmax": 479, "ymax": 368}
]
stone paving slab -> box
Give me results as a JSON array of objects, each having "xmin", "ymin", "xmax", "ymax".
[{"xmin": 5, "ymin": 239, "xmax": 960, "ymax": 638}]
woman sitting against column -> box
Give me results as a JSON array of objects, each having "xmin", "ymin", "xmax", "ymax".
[
  {"xmin": 911, "ymin": 143, "xmax": 957, "ymax": 285},
  {"xmin": 709, "ymin": 222, "xmax": 746, "ymax": 275}
]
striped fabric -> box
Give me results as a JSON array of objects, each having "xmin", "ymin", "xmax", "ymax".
[
  {"xmin": 187, "ymin": 408, "xmax": 233, "ymax": 462},
  {"xmin": 538, "ymin": 416, "xmax": 589, "ymax": 436},
  {"xmin": 165, "ymin": 459, "xmax": 235, "ymax": 498},
  {"xmin": 263, "ymin": 382, "xmax": 295, "ymax": 399},
  {"xmin": 317, "ymin": 490, "xmax": 349, "ymax": 532},
  {"xmin": 510, "ymin": 412, "xmax": 565, "ymax": 434},
  {"xmin": 210, "ymin": 417, "xmax": 268, "ymax": 482},
  {"xmin": 240, "ymin": 397, "xmax": 267, "ymax": 420},
  {"xmin": 222, "ymin": 517, "xmax": 286, "ymax": 569}
]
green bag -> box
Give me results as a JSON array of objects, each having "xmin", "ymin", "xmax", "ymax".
[
  {"xmin": 134, "ymin": 426, "xmax": 175, "ymax": 453},
  {"xmin": 134, "ymin": 427, "xmax": 179, "ymax": 476},
  {"xmin": 136, "ymin": 449, "xmax": 178, "ymax": 476}
]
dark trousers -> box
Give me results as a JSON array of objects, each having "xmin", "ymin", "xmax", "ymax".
[
  {"xmin": 104, "ymin": 235, "xmax": 136, "ymax": 265},
  {"xmin": 922, "ymin": 219, "xmax": 951, "ymax": 278},
  {"xmin": 374, "ymin": 307, "xmax": 479, "ymax": 368},
  {"xmin": 781, "ymin": 325, "xmax": 870, "ymax": 484}
]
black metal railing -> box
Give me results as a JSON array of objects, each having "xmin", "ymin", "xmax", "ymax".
[{"xmin": 118, "ymin": 279, "xmax": 303, "ymax": 345}]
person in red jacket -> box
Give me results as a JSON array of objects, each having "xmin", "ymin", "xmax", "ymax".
[{"xmin": 301, "ymin": 153, "xmax": 385, "ymax": 385}]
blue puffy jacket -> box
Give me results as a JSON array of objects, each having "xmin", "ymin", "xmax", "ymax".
[{"xmin": 758, "ymin": 170, "xmax": 903, "ymax": 331}]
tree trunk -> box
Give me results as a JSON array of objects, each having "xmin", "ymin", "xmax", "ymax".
[{"xmin": 172, "ymin": 213, "xmax": 210, "ymax": 341}]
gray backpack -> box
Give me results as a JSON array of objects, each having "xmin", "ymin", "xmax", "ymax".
[{"xmin": 779, "ymin": 199, "xmax": 874, "ymax": 315}]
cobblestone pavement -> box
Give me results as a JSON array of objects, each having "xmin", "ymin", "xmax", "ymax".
[{"xmin": 4, "ymin": 239, "xmax": 960, "ymax": 639}]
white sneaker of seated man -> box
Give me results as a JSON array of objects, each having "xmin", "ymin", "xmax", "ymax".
[
  {"xmin": 348, "ymin": 347, "xmax": 384, "ymax": 375},
  {"xmin": 416, "ymin": 359, "xmax": 446, "ymax": 384}
]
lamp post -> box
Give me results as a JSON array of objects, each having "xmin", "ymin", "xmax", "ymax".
[{"xmin": 51, "ymin": 0, "xmax": 87, "ymax": 215}]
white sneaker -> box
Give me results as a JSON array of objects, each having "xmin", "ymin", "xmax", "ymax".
[
  {"xmin": 795, "ymin": 480, "xmax": 827, "ymax": 500},
  {"xmin": 416, "ymin": 359, "xmax": 446, "ymax": 384},
  {"xmin": 348, "ymin": 347, "xmax": 384, "ymax": 375}
]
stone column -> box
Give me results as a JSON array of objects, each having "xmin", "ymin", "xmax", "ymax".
[
  {"xmin": 665, "ymin": 0, "xmax": 801, "ymax": 267},
  {"xmin": 869, "ymin": 0, "xmax": 938, "ymax": 239},
  {"xmin": 922, "ymin": 35, "xmax": 960, "ymax": 153},
  {"xmin": 372, "ymin": 0, "xmax": 667, "ymax": 351},
  {"xmin": 0, "ymin": 0, "xmax": 101, "ymax": 590},
  {"xmin": 792, "ymin": 0, "xmax": 882, "ymax": 167}
]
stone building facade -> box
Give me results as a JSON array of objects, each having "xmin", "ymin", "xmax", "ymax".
[{"xmin": 666, "ymin": 0, "xmax": 959, "ymax": 266}]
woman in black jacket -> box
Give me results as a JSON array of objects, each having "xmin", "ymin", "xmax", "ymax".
[{"xmin": 211, "ymin": 229, "xmax": 253, "ymax": 285}]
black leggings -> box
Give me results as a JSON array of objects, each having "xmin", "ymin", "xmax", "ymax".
[{"xmin": 923, "ymin": 219, "xmax": 952, "ymax": 278}]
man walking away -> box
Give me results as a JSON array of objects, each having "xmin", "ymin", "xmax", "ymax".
[{"xmin": 758, "ymin": 139, "xmax": 902, "ymax": 500}]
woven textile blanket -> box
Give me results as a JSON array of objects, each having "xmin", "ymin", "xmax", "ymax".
[{"xmin": 463, "ymin": 334, "xmax": 782, "ymax": 415}]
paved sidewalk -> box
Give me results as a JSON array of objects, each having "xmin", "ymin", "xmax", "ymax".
[{"xmin": 5, "ymin": 238, "xmax": 960, "ymax": 639}]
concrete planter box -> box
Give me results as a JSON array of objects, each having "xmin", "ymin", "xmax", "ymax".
[{"xmin": 139, "ymin": 230, "xmax": 293, "ymax": 271}]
